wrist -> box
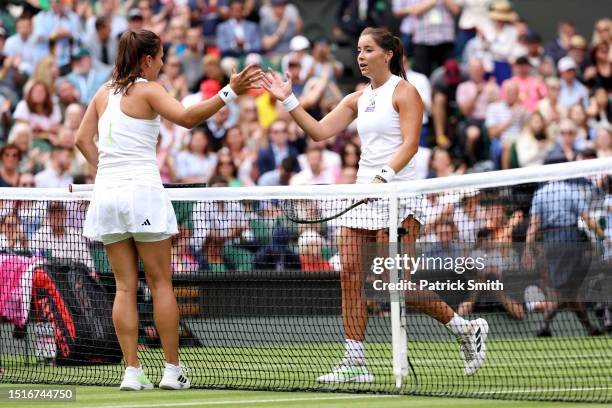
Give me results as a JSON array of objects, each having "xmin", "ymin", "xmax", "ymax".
[
  {"xmin": 218, "ymin": 84, "xmax": 238, "ymax": 104},
  {"xmin": 374, "ymin": 165, "xmax": 396, "ymax": 183},
  {"xmin": 282, "ymin": 93, "xmax": 300, "ymax": 112}
]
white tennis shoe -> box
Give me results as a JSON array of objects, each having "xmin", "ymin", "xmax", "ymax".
[
  {"xmin": 119, "ymin": 367, "xmax": 154, "ymax": 391},
  {"xmin": 317, "ymin": 358, "xmax": 374, "ymax": 383},
  {"xmin": 459, "ymin": 318, "xmax": 489, "ymax": 376},
  {"xmin": 159, "ymin": 364, "xmax": 191, "ymax": 390}
]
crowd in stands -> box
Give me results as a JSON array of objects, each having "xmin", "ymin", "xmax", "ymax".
[{"xmin": 0, "ymin": 0, "xmax": 610, "ymax": 291}]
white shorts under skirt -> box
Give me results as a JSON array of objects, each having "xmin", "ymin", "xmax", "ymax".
[
  {"xmin": 335, "ymin": 176, "xmax": 424, "ymax": 230},
  {"xmin": 83, "ymin": 165, "xmax": 178, "ymax": 242}
]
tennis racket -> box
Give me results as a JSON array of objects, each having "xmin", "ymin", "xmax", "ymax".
[
  {"xmin": 281, "ymin": 197, "xmax": 369, "ymax": 224},
  {"xmin": 69, "ymin": 183, "xmax": 207, "ymax": 192}
]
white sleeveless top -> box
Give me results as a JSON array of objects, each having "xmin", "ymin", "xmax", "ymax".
[
  {"xmin": 97, "ymin": 78, "xmax": 160, "ymax": 170},
  {"xmin": 356, "ymin": 74, "xmax": 416, "ymax": 182},
  {"xmin": 83, "ymin": 78, "xmax": 177, "ymax": 240}
]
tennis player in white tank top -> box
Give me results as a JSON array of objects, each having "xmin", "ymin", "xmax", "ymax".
[
  {"xmin": 75, "ymin": 29, "xmax": 262, "ymax": 391},
  {"xmin": 263, "ymin": 27, "xmax": 489, "ymax": 383}
]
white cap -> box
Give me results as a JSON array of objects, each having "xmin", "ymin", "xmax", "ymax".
[
  {"xmin": 557, "ymin": 56, "xmax": 577, "ymax": 72},
  {"xmin": 290, "ymin": 35, "xmax": 310, "ymax": 52}
]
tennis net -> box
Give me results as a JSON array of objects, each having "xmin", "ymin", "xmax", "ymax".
[{"xmin": 0, "ymin": 158, "xmax": 611, "ymax": 403}]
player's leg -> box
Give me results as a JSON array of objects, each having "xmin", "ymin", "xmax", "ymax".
[
  {"xmin": 105, "ymin": 235, "xmax": 153, "ymax": 390},
  {"xmin": 317, "ymin": 226, "xmax": 375, "ymax": 383},
  {"xmin": 401, "ymin": 217, "xmax": 488, "ymax": 376},
  {"xmin": 135, "ymin": 236, "xmax": 190, "ymax": 390}
]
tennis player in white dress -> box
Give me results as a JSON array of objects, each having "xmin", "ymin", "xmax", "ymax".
[
  {"xmin": 262, "ymin": 27, "xmax": 488, "ymax": 383},
  {"xmin": 75, "ymin": 29, "xmax": 262, "ymax": 390}
]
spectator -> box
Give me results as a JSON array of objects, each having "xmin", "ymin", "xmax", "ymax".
[
  {"xmin": 593, "ymin": 126, "xmax": 612, "ymax": 158},
  {"xmin": 85, "ymin": 15, "xmax": 119, "ymax": 69},
  {"xmin": 260, "ymin": 0, "xmax": 300, "ymax": 56},
  {"xmin": 55, "ymin": 78, "xmax": 81, "ymax": 118},
  {"xmin": 334, "ymin": 0, "xmax": 385, "ymax": 40},
  {"xmin": 216, "ymin": 0, "xmax": 261, "ymax": 57},
  {"xmin": 3, "ymin": 14, "xmax": 39, "ymax": 76},
  {"xmin": 171, "ymin": 226, "xmax": 199, "ymax": 275},
  {"xmin": 0, "ymin": 213, "xmax": 28, "ymax": 252},
  {"xmin": 290, "ymin": 146, "xmax": 335, "ymax": 185},
  {"xmin": 297, "ymin": 229, "xmax": 334, "ymax": 272},
  {"xmin": 430, "ymin": 59, "xmax": 465, "ymax": 148},
  {"xmin": 568, "ymin": 35, "xmax": 590, "ymax": 82},
  {"xmin": 536, "ymin": 77, "xmax": 568, "ymax": 130},
  {"xmin": 522, "ymin": 178, "xmax": 605, "ymax": 337},
  {"xmin": 7, "ymin": 123, "xmax": 32, "ymax": 165},
  {"xmin": 454, "ymin": 0, "xmax": 493, "ymax": 58},
  {"xmin": 545, "ymin": 118, "xmax": 579, "ymax": 163},
  {"xmin": 583, "ymin": 41, "xmax": 611, "ymax": 92},
  {"xmin": 299, "ymin": 66, "xmax": 343, "ymax": 120},
  {"xmin": 587, "ymin": 87, "xmax": 611, "ymax": 130},
  {"xmin": 85, "ymin": 0, "xmax": 127, "ymax": 40},
  {"xmin": 206, "ymin": 105, "xmax": 238, "ymax": 149},
  {"xmin": 174, "ymin": 128, "xmax": 217, "ymax": 184},
  {"xmin": 403, "ymin": 55, "xmax": 432, "ymax": 146},
  {"xmin": 510, "ymin": 111, "xmax": 554, "ymax": 168},
  {"xmin": 188, "ymin": 54, "xmax": 228, "ymax": 95},
  {"xmin": 213, "ymin": 148, "xmax": 242, "ymax": 187},
  {"xmin": 545, "ymin": 20, "xmax": 576, "ymax": 65},
  {"xmin": 336, "ymin": 166, "xmax": 358, "ymax": 184},
  {"xmin": 34, "ymin": 146, "xmax": 74, "ymax": 188},
  {"xmin": 237, "ymin": 95, "xmax": 265, "ymax": 144},
  {"xmin": 392, "ymin": 0, "xmax": 417, "ymax": 57},
  {"xmin": 480, "ymin": 0, "xmax": 519, "ymax": 84},
  {"xmin": 63, "ymin": 103, "xmax": 84, "ymax": 132},
  {"xmin": 257, "ymin": 155, "xmax": 299, "ymax": 186},
  {"xmin": 13, "ymin": 80, "xmax": 61, "ymax": 141},
  {"xmin": 340, "ymin": 142, "xmax": 360, "ymax": 170},
  {"xmin": 164, "ymin": 17, "xmax": 189, "ymax": 57},
  {"xmin": 486, "ymin": 80, "xmax": 528, "ymax": 169},
  {"xmin": 501, "ymin": 56, "xmax": 547, "ymax": 113},
  {"xmin": 260, "ymin": 0, "xmax": 303, "ymax": 35},
  {"xmin": 568, "ymin": 103, "xmax": 590, "ymax": 148},
  {"xmin": 0, "ymin": 144, "xmax": 21, "ymax": 187},
  {"xmin": 408, "ymin": 0, "xmax": 460, "ymax": 77},
  {"xmin": 223, "ymin": 126, "xmax": 253, "ymax": 182},
  {"xmin": 524, "ymin": 32, "xmax": 554, "ymax": 78},
  {"xmin": 65, "ymin": 48, "xmax": 110, "ymax": 105},
  {"xmin": 456, "ymin": 58, "xmax": 499, "ymax": 165},
  {"xmin": 159, "ymin": 116, "xmax": 190, "ymax": 154},
  {"xmin": 182, "ymin": 27, "xmax": 206, "ymax": 91},
  {"xmin": 159, "ymin": 54, "xmax": 189, "ymax": 101},
  {"xmin": 0, "ymin": 27, "xmax": 24, "ymax": 97},
  {"xmin": 427, "ymin": 147, "xmax": 462, "ymax": 178},
  {"xmin": 280, "ymin": 35, "xmax": 313, "ymax": 83},
  {"xmin": 33, "ymin": 0, "xmax": 82, "ymax": 74},
  {"xmin": 590, "ymin": 18, "xmax": 611, "ymax": 51},
  {"xmin": 307, "ymin": 37, "xmax": 344, "ymax": 82},
  {"xmin": 30, "ymin": 202, "xmax": 95, "ymax": 271},
  {"xmin": 256, "ymin": 118, "xmax": 300, "ymax": 177},
  {"xmin": 125, "ymin": 7, "xmax": 145, "ymax": 33},
  {"xmin": 452, "ymin": 188, "xmax": 487, "ymax": 242},
  {"xmin": 156, "ymin": 137, "xmax": 176, "ymax": 184}
]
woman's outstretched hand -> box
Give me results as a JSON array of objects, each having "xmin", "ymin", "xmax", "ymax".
[
  {"xmin": 229, "ymin": 64, "xmax": 265, "ymax": 94},
  {"xmin": 261, "ymin": 67, "xmax": 293, "ymax": 101}
]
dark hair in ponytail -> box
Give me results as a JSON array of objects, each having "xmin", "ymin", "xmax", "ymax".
[
  {"xmin": 111, "ymin": 29, "xmax": 161, "ymax": 95},
  {"xmin": 359, "ymin": 27, "xmax": 406, "ymax": 80}
]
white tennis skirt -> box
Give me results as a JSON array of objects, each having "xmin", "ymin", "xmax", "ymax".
[
  {"xmin": 335, "ymin": 175, "xmax": 424, "ymax": 230},
  {"xmin": 83, "ymin": 164, "xmax": 178, "ymax": 242}
]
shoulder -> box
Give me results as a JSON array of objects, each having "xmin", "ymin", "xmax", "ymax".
[
  {"xmin": 393, "ymin": 79, "xmax": 421, "ymax": 104},
  {"xmin": 340, "ymin": 89, "xmax": 364, "ymax": 112}
]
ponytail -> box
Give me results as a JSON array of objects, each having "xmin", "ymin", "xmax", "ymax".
[
  {"xmin": 360, "ymin": 27, "xmax": 406, "ymax": 79},
  {"xmin": 111, "ymin": 29, "xmax": 161, "ymax": 95},
  {"xmin": 390, "ymin": 36, "xmax": 406, "ymax": 79}
]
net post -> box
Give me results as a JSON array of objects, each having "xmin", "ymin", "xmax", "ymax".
[{"xmin": 388, "ymin": 185, "xmax": 407, "ymax": 388}]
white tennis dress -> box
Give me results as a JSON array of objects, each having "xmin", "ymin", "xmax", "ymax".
[
  {"xmin": 337, "ymin": 74, "xmax": 423, "ymax": 230},
  {"xmin": 83, "ymin": 78, "xmax": 178, "ymax": 242}
]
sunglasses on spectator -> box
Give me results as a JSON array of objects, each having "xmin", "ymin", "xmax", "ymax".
[
  {"xmin": 560, "ymin": 130, "xmax": 574, "ymax": 135},
  {"xmin": 19, "ymin": 182, "xmax": 35, "ymax": 187},
  {"xmin": 3, "ymin": 152, "xmax": 19, "ymax": 158}
]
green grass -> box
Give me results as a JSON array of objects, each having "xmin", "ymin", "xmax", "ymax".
[
  {"xmin": 0, "ymin": 387, "xmax": 611, "ymax": 408},
  {"xmin": 2, "ymin": 336, "xmax": 611, "ymax": 404}
]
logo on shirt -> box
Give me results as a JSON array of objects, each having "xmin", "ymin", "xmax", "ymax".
[
  {"xmin": 141, "ymin": 219, "xmax": 151, "ymax": 226},
  {"xmin": 365, "ymin": 99, "xmax": 376, "ymax": 112}
]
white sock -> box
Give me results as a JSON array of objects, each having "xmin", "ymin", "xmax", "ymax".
[
  {"xmin": 345, "ymin": 339, "xmax": 365, "ymax": 361},
  {"xmin": 125, "ymin": 366, "xmax": 143, "ymax": 375},
  {"xmin": 445, "ymin": 313, "xmax": 470, "ymax": 336},
  {"xmin": 165, "ymin": 362, "xmax": 181, "ymax": 374}
]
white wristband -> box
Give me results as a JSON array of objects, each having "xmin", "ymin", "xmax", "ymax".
[
  {"xmin": 218, "ymin": 85, "xmax": 237, "ymax": 104},
  {"xmin": 374, "ymin": 165, "xmax": 396, "ymax": 183},
  {"xmin": 281, "ymin": 93, "xmax": 300, "ymax": 112}
]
